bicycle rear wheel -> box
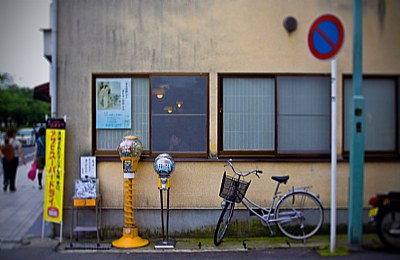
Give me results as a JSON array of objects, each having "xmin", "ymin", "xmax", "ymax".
[
  {"xmin": 275, "ymin": 191, "xmax": 323, "ymax": 240},
  {"xmin": 214, "ymin": 201, "xmax": 235, "ymax": 246}
]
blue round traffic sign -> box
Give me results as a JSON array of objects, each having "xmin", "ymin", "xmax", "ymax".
[{"xmin": 308, "ymin": 14, "xmax": 344, "ymax": 60}]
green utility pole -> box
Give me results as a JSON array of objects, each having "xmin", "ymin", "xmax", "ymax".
[{"xmin": 348, "ymin": 0, "xmax": 365, "ymax": 246}]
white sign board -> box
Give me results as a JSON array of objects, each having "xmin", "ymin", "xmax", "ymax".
[{"xmin": 80, "ymin": 156, "xmax": 96, "ymax": 179}]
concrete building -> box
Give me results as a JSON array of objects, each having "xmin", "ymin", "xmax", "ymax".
[{"xmin": 45, "ymin": 0, "xmax": 400, "ymax": 238}]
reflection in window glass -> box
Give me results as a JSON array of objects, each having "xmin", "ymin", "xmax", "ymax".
[{"xmin": 151, "ymin": 76, "xmax": 207, "ymax": 154}]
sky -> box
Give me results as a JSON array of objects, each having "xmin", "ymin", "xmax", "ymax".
[{"xmin": 0, "ymin": 0, "xmax": 52, "ymax": 88}]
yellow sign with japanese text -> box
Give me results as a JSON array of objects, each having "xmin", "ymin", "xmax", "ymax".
[{"xmin": 43, "ymin": 128, "xmax": 66, "ymax": 223}]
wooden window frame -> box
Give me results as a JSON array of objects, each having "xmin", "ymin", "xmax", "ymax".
[
  {"xmin": 92, "ymin": 73, "xmax": 209, "ymax": 160},
  {"xmin": 218, "ymin": 73, "xmax": 331, "ymax": 159},
  {"xmin": 342, "ymin": 75, "xmax": 400, "ymax": 160}
]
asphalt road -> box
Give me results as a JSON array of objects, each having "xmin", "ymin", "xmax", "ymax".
[{"xmin": 0, "ymin": 241, "xmax": 399, "ymax": 260}]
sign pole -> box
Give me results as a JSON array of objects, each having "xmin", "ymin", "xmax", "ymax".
[
  {"xmin": 330, "ymin": 58, "xmax": 337, "ymax": 253},
  {"xmin": 308, "ymin": 14, "xmax": 344, "ymax": 253}
]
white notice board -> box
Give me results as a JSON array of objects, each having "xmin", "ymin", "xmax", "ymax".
[{"xmin": 80, "ymin": 156, "xmax": 96, "ymax": 179}]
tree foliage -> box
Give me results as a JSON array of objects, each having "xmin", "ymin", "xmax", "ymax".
[{"xmin": 0, "ymin": 73, "xmax": 50, "ymax": 128}]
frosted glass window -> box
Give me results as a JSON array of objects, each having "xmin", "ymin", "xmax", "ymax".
[
  {"xmin": 344, "ymin": 78, "xmax": 396, "ymax": 151},
  {"xmin": 277, "ymin": 76, "xmax": 330, "ymax": 153},
  {"xmin": 222, "ymin": 78, "xmax": 275, "ymax": 151}
]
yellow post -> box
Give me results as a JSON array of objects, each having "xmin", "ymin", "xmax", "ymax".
[{"xmin": 112, "ymin": 136, "xmax": 149, "ymax": 248}]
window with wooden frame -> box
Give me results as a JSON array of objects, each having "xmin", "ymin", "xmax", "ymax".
[
  {"xmin": 218, "ymin": 74, "xmax": 331, "ymax": 158},
  {"xmin": 343, "ymin": 76, "xmax": 399, "ymax": 158},
  {"xmin": 93, "ymin": 74, "xmax": 208, "ymax": 158}
]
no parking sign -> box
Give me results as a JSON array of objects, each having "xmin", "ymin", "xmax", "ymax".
[
  {"xmin": 308, "ymin": 14, "xmax": 344, "ymax": 60},
  {"xmin": 308, "ymin": 14, "xmax": 345, "ymax": 253}
]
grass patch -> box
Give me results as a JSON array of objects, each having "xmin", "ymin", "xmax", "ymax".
[{"xmin": 317, "ymin": 245, "xmax": 349, "ymax": 256}]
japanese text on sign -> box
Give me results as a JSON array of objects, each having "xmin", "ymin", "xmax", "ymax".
[{"xmin": 43, "ymin": 128, "xmax": 65, "ymax": 223}]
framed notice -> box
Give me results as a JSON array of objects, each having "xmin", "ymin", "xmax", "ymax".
[
  {"xmin": 96, "ymin": 78, "xmax": 131, "ymax": 129},
  {"xmin": 80, "ymin": 156, "xmax": 96, "ymax": 179}
]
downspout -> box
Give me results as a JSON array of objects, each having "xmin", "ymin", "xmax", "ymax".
[{"xmin": 51, "ymin": 0, "xmax": 58, "ymax": 117}]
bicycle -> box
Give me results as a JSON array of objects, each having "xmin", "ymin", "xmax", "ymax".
[{"xmin": 214, "ymin": 159, "xmax": 324, "ymax": 246}]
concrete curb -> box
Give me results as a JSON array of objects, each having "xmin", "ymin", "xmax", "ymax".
[{"xmin": 55, "ymin": 237, "xmax": 327, "ymax": 254}]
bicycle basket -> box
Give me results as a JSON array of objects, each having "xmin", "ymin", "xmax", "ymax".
[{"xmin": 219, "ymin": 171, "xmax": 251, "ymax": 203}]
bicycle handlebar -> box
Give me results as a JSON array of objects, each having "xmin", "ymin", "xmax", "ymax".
[{"xmin": 224, "ymin": 159, "xmax": 263, "ymax": 178}]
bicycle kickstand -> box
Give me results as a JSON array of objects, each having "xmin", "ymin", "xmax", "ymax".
[{"xmin": 266, "ymin": 224, "xmax": 276, "ymax": 237}]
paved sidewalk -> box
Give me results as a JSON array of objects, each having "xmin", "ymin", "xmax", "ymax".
[{"xmin": 0, "ymin": 160, "xmax": 47, "ymax": 249}]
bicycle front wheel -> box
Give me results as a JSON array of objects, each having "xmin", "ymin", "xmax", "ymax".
[
  {"xmin": 275, "ymin": 191, "xmax": 324, "ymax": 240},
  {"xmin": 214, "ymin": 201, "xmax": 235, "ymax": 246}
]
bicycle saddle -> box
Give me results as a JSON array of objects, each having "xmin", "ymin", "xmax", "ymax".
[{"xmin": 271, "ymin": 176, "xmax": 289, "ymax": 184}]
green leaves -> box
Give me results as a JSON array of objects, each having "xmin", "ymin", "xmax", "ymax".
[{"xmin": 0, "ymin": 73, "xmax": 50, "ymax": 128}]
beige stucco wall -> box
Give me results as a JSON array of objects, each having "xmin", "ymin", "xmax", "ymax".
[
  {"xmin": 93, "ymin": 161, "xmax": 399, "ymax": 210},
  {"xmin": 56, "ymin": 0, "xmax": 400, "ymax": 211}
]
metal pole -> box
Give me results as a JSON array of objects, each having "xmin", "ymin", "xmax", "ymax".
[
  {"xmin": 348, "ymin": 0, "xmax": 364, "ymax": 246},
  {"xmin": 166, "ymin": 188, "xmax": 170, "ymax": 241},
  {"xmin": 160, "ymin": 189, "xmax": 165, "ymax": 241},
  {"xmin": 330, "ymin": 58, "xmax": 337, "ymax": 253},
  {"xmin": 50, "ymin": 0, "xmax": 58, "ymax": 117},
  {"xmin": 41, "ymin": 215, "xmax": 45, "ymax": 239},
  {"xmin": 59, "ymin": 222, "xmax": 63, "ymax": 243}
]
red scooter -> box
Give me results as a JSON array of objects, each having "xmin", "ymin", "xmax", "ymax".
[{"xmin": 369, "ymin": 191, "xmax": 400, "ymax": 250}]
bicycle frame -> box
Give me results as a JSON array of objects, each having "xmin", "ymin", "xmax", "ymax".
[
  {"xmin": 214, "ymin": 159, "xmax": 324, "ymax": 246},
  {"xmin": 215, "ymin": 160, "xmax": 324, "ymax": 245},
  {"xmin": 222, "ymin": 159, "xmax": 320, "ymax": 232},
  {"xmin": 241, "ymin": 180, "xmax": 286, "ymax": 226},
  {"xmin": 228, "ymin": 177, "xmax": 315, "ymax": 230}
]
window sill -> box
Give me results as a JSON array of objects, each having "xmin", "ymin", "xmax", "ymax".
[
  {"xmin": 94, "ymin": 152, "xmax": 400, "ymax": 163},
  {"xmin": 96, "ymin": 153, "xmax": 323, "ymax": 163}
]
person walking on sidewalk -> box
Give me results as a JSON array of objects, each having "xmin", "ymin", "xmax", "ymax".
[
  {"xmin": 1, "ymin": 138, "xmax": 15, "ymax": 191},
  {"xmin": 2, "ymin": 129, "xmax": 26, "ymax": 191},
  {"xmin": 33, "ymin": 127, "xmax": 46, "ymax": 190}
]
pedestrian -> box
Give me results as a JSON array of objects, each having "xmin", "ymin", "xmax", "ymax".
[
  {"xmin": 3, "ymin": 129, "xmax": 26, "ymax": 191},
  {"xmin": 33, "ymin": 127, "xmax": 46, "ymax": 190},
  {"xmin": 1, "ymin": 138, "xmax": 14, "ymax": 191}
]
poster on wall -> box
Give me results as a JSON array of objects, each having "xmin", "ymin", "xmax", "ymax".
[
  {"xmin": 96, "ymin": 78, "xmax": 131, "ymax": 129},
  {"xmin": 80, "ymin": 156, "xmax": 96, "ymax": 179}
]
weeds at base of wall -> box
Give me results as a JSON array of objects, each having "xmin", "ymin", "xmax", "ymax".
[{"xmin": 66, "ymin": 222, "xmax": 378, "ymax": 241}]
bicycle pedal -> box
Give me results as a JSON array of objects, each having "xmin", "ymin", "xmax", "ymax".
[{"xmin": 269, "ymin": 231, "xmax": 276, "ymax": 237}]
